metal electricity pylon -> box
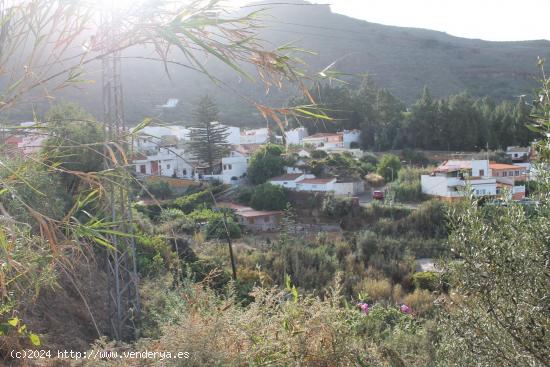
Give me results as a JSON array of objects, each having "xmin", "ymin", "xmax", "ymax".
[{"xmin": 101, "ymin": 7, "xmax": 140, "ymax": 341}]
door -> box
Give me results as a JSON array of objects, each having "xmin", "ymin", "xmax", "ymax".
[{"xmin": 151, "ymin": 161, "xmax": 159, "ymax": 175}]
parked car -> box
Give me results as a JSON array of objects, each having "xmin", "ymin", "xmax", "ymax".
[{"xmin": 372, "ymin": 190, "xmax": 384, "ymax": 200}]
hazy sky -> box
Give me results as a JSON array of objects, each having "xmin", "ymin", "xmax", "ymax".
[{"xmin": 233, "ymin": 0, "xmax": 550, "ymax": 41}]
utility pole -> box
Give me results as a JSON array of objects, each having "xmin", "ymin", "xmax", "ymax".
[
  {"xmin": 223, "ymin": 210, "xmax": 237, "ymax": 281},
  {"xmin": 101, "ymin": 4, "xmax": 140, "ymax": 341}
]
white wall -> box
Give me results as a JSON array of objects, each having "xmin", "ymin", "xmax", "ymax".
[
  {"xmin": 222, "ymin": 155, "xmax": 249, "ymax": 183},
  {"xmin": 239, "ymin": 127, "xmax": 269, "ymax": 144},
  {"xmin": 285, "ymin": 127, "xmax": 308, "ymax": 145},
  {"xmin": 333, "ymin": 181, "xmax": 365, "ymax": 196},
  {"xmin": 421, "ymin": 175, "xmax": 454, "ymax": 197},
  {"xmin": 342, "ymin": 130, "xmax": 361, "ymax": 148},
  {"xmin": 296, "ymin": 180, "xmax": 336, "ymax": 192},
  {"xmin": 133, "ymin": 148, "xmax": 194, "ymax": 178},
  {"xmin": 471, "ymin": 160, "xmax": 489, "ymax": 177},
  {"xmin": 224, "ymin": 125, "xmax": 241, "ymax": 145}
]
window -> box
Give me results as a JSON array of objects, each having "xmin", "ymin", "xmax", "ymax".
[
  {"xmin": 140, "ymin": 165, "xmax": 146, "ymax": 174},
  {"xmin": 264, "ymin": 216, "xmax": 269, "ymax": 223},
  {"xmin": 167, "ymin": 164, "xmax": 170, "ymax": 170},
  {"xmin": 515, "ymin": 171, "xmax": 519, "ymax": 176},
  {"xmin": 479, "ymin": 169, "xmax": 485, "ymax": 176},
  {"xmin": 249, "ymin": 218, "xmax": 255, "ymax": 224},
  {"xmin": 182, "ymin": 169, "xmax": 187, "ymax": 176},
  {"xmin": 503, "ymin": 172, "xmax": 507, "ymax": 177}
]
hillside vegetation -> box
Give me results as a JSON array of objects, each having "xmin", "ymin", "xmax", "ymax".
[{"xmin": 3, "ymin": 1, "xmax": 550, "ymax": 124}]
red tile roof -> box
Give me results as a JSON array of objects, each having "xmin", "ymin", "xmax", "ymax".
[
  {"xmin": 297, "ymin": 177, "xmax": 336, "ymax": 184},
  {"xmin": 237, "ymin": 210, "xmax": 283, "ymax": 218},
  {"xmin": 270, "ymin": 173, "xmax": 303, "ymax": 181},
  {"xmin": 489, "ymin": 163, "xmax": 525, "ymax": 170}
]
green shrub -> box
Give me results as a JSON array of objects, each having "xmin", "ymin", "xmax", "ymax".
[
  {"xmin": 377, "ymin": 154, "xmax": 401, "ymax": 182},
  {"xmin": 357, "ymin": 278, "xmax": 393, "ymax": 302},
  {"xmin": 310, "ymin": 149, "xmax": 328, "ymax": 159},
  {"xmin": 236, "ymin": 186, "xmax": 253, "ymax": 205},
  {"xmin": 322, "ymin": 194, "xmax": 354, "ymax": 218},
  {"xmin": 393, "ymin": 180, "xmax": 424, "ymax": 202},
  {"xmin": 173, "ymin": 190, "xmax": 213, "ymax": 213},
  {"xmin": 412, "ymin": 271, "xmax": 438, "ymax": 291},
  {"xmin": 250, "ymin": 183, "xmax": 288, "ymax": 211},
  {"xmin": 247, "ymin": 144, "xmax": 286, "ymax": 184},
  {"xmin": 144, "ymin": 181, "xmax": 172, "ymax": 199},
  {"xmin": 159, "ymin": 208, "xmax": 185, "ymax": 222},
  {"xmin": 402, "ymin": 289, "xmax": 434, "ymax": 317},
  {"xmin": 361, "ymin": 151, "xmax": 379, "ymax": 165},
  {"xmin": 136, "ymin": 235, "xmax": 177, "ymax": 276},
  {"xmin": 205, "ymin": 217, "xmax": 241, "ymax": 240}
]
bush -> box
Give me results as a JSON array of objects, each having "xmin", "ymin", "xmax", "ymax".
[
  {"xmin": 412, "ymin": 272, "xmax": 438, "ymax": 291},
  {"xmin": 377, "ymin": 154, "xmax": 401, "ymax": 182},
  {"xmin": 365, "ymin": 173, "xmax": 384, "ymax": 186},
  {"xmin": 144, "ymin": 181, "xmax": 172, "ymax": 199},
  {"xmin": 393, "ymin": 180, "xmax": 423, "ymax": 202},
  {"xmin": 173, "ymin": 190, "xmax": 213, "ymax": 213},
  {"xmin": 136, "ymin": 235, "xmax": 177, "ymax": 276},
  {"xmin": 361, "ymin": 151, "xmax": 379, "ymax": 165},
  {"xmin": 205, "ymin": 217, "xmax": 241, "ymax": 240},
  {"xmin": 402, "ymin": 289, "xmax": 434, "ymax": 317},
  {"xmin": 358, "ymin": 278, "xmax": 393, "ymax": 302},
  {"xmin": 310, "ymin": 149, "xmax": 328, "ymax": 159},
  {"xmin": 322, "ymin": 194, "xmax": 354, "ymax": 218},
  {"xmin": 250, "ymin": 183, "xmax": 288, "ymax": 211},
  {"xmin": 159, "ymin": 208, "xmax": 185, "ymax": 222},
  {"xmin": 247, "ymin": 144, "xmax": 286, "ymax": 184}
]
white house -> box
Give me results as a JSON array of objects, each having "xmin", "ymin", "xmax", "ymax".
[
  {"xmin": 223, "ymin": 124, "xmax": 242, "ymax": 145},
  {"xmin": 421, "ymin": 160, "xmax": 499, "ymax": 201},
  {"xmin": 342, "ymin": 129, "xmax": 361, "ymax": 148},
  {"xmin": 302, "ymin": 130, "xmax": 361, "ymax": 149},
  {"xmin": 285, "ymin": 127, "xmax": 308, "ymax": 146},
  {"xmin": 489, "ymin": 162, "xmax": 527, "ymax": 200},
  {"xmin": 269, "ymin": 173, "xmax": 311, "ymax": 189},
  {"xmin": 134, "ymin": 147, "xmax": 195, "ymax": 179},
  {"xmin": 506, "ymin": 146, "xmax": 530, "ymax": 162},
  {"xmin": 221, "ymin": 150, "xmax": 250, "ymax": 184},
  {"xmin": 296, "ymin": 177, "xmax": 337, "ymax": 192},
  {"xmin": 333, "ymin": 179, "xmax": 365, "ymax": 196},
  {"xmin": 135, "ymin": 125, "xmax": 190, "ymax": 153},
  {"xmin": 302, "ymin": 132, "xmax": 342, "ymax": 148},
  {"xmin": 240, "ymin": 127, "xmax": 269, "ymax": 144}
]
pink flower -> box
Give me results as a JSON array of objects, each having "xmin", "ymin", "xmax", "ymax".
[
  {"xmin": 357, "ymin": 302, "xmax": 369, "ymax": 315},
  {"xmin": 400, "ymin": 304, "xmax": 411, "ymax": 314}
]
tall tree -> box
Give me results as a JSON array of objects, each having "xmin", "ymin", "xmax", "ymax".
[
  {"xmin": 438, "ymin": 66, "xmax": 550, "ymax": 366},
  {"xmin": 187, "ymin": 96, "xmax": 229, "ymax": 174}
]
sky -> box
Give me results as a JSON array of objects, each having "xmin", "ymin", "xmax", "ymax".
[{"xmin": 232, "ymin": 0, "xmax": 550, "ymax": 42}]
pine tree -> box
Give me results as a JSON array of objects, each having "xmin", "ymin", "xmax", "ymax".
[{"xmin": 187, "ymin": 96, "xmax": 230, "ymax": 174}]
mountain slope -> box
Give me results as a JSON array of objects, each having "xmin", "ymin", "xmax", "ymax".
[{"xmin": 5, "ymin": 0, "xmax": 550, "ymax": 126}]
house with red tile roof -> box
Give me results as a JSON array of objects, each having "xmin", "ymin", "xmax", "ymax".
[{"xmin": 421, "ymin": 159, "xmax": 526, "ymax": 201}]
